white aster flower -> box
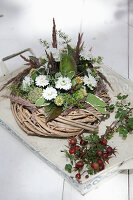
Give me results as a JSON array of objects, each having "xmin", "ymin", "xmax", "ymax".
[
  {"xmin": 83, "ymin": 75, "xmax": 97, "ymax": 88},
  {"xmin": 22, "ymin": 75, "xmax": 33, "ymax": 89},
  {"xmin": 55, "ymin": 77, "xmax": 72, "ymax": 90},
  {"xmin": 42, "ymin": 87, "xmax": 57, "ymax": 100},
  {"xmin": 35, "ymin": 75, "xmax": 49, "ymax": 87}
]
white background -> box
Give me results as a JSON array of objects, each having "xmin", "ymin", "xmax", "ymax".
[{"xmin": 0, "ymin": 0, "xmax": 133, "ymax": 199}]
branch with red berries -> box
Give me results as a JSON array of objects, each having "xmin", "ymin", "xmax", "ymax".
[
  {"xmin": 62, "ymin": 94, "xmax": 133, "ymax": 181},
  {"xmin": 63, "ymin": 133, "xmax": 116, "ymax": 181}
]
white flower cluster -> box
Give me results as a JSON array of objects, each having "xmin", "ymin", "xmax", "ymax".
[
  {"xmin": 83, "ymin": 75, "xmax": 97, "ymax": 89},
  {"xmin": 35, "ymin": 75, "xmax": 49, "ymax": 87},
  {"xmin": 41, "ymin": 76, "xmax": 72, "ymax": 101},
  {"xmin": 22, "ymin": 76, "xmax": 33, "ymax": 89},
  {"xmin": 55, "ymin": 77, "xmax": 72, "ymax": 90},
  {"xmin": 42, "ymin": 87, "xmax": 57, "ymax": 100}
]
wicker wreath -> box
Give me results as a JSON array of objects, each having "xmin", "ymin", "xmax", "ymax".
[{"xmin": 10, "ymin": 93, "xmax": 110, "ymax": 138}]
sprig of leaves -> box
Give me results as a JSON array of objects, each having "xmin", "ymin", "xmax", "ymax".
[{"xmin": 105, "ymin": 93, "xmax": 133, "ymax": 139}]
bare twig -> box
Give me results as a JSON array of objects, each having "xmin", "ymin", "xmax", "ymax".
[
  {"xmin": 0, "ymin": 67, "xmax": 32, "ymax": 92},
  {"xmin": 3, "ymin": 95, "xmax": 37, "ymax": 113},
  {"xmin": 97, "ymin": 71, "xmax": 113, "ymax": 91}
]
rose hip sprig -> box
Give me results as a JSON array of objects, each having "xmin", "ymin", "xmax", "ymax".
[
  {"xmin": 63, "ymin": 94, "xmax": 133, "ymax": 181},
  {"xmin": 63, "ymin": 132, "xmax": 116, "ymax": 180}
]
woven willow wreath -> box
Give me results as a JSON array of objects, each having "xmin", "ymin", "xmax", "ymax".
[
  {"xmin": 10, "ymin": 92, "xmax": 110, "ymax": 138},
  {"xmin": 1, "ymin": 18, "xmax": 112, "ymax": 138}
]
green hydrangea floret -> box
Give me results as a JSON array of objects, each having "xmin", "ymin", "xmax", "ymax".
[
  {"xmin": 28, "ymin": 87, "xmax": 43, "ymax": 103},
  {"xmin": 73, "ymin": 90, "xmax": 84, "ymax": 101}
]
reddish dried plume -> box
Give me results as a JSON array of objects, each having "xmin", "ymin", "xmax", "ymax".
[
  {"xmin": 74, "ymin": 33, "xmax": 84, "ymax": 64},
  {"xmin": 52, "ymin": 18, "xmax": 57, "ymax": 48},
  {"xmin": 45, "ymin": 50, "xmax": 56, "ymax": 72}
]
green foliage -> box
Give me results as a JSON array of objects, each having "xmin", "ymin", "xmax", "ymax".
[
  {"xmin": 35, "ymin": 98, "xmax": 50, "ymax": 107},
  {"xmin": 86, "ymin": 93, "xmax": 107, "ymax": 114},
  {"xmin": 67, "ymin": 44, "xmax": 74, "ymax": 56},
  {"xmin": 57, "ymin": 30, "xmax": 71, "ymax": 44},
  {"xmin": 62, "ymin": 90, "xmax": 86, "ymax": 111},
  {"xmin": 31, "ymin": 71, "xmax": 39, "ymax": 80},
  {"xmin": 44, "ymin": 103, "xmax": 63, "ymax": 122},
  {"xmin": 64, "ymin": 150, "xmax": 75, "ymax": 165},
  {"xmin": 65, "ymin": 164, "xmax": 72, "ymax": 173},
  {"xmin": 40, "ymin": 39, "xmax": 50, "ymax": 48},
  {"xmin": 106, "ymin": 104, "xmax": 115, "ymax": 112},
  {"xmin": 87, "ymin": 165, "xmax": 94, "ymax": 175},
  {"xmin": 7, "ymin": 84, "xmax": 22, "ymax": 96},
  {"xmin": 73, "ymin": 90, "xmax": 84, "ymax": 101},
  {"xmin": 60, "ymin": 53, "xmax": 77, "ymax": 76},
  {"xmin": 127, "ymin": 118, "xmax": 133, "ymax": 131},
  {"xmin": 55, "ymin": 72, "xmax": 62, "ymax": 79},
  {"xmin": 67, "ymin": 71, "xmax": 75, "ymax": 79},
  {"xmin": 117, "ymin": 93, "xmax": 128, "ymax": 100},
  {"xmin": 89, "ymin": 56, "xmax": 103, "ymax": 65},
  {"xmin": 118, "ymin": 125, "xmax": 128, "ymax": 138},
  {"xmin": 82, "ymin": 132, "xmax": 100, "ymax": 144}
]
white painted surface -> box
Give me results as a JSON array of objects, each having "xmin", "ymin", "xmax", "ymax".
[
  {"xmin": 0, "ymin": 0, "xmax": 132, "ymax": 199},
  {"xmin": 0, "ymin": 126, "xmax": 63, "ymax": 200},
  {"xmin": 63, "ymin": 172, "xmax": 128, "ymax": 200}
]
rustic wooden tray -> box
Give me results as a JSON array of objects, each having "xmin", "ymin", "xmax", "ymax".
[{"xmin": 0, "ymin": 50, "xmax": 133, "ymax": 194}]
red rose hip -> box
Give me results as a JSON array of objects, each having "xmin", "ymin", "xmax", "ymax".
[
  {"xmin": 99, "ymin": 165, "xmax": 104, "ymax": 171},
  {"xmin": 107, "ymin": 146, "xmax": 113, "ymax": 155},
  {"xmin": 69, "ymin": 138, "xmax": 77, "ymax": 145},
  {"xmin": 96, "ymin": 150, "xmax": 103, "ymax": 157},
  {"xmin": 75, "ymin": 145, "xmax": 80, "ymax": 150},
  {"xmin": 75, "ymin": 161, "xmax": 84, "ymax": 168},
  {"xmin": 103, "ymin": 152, "xmax": 108, "ymax": 158},
  {"xmin": 98, "ymin": 159, "xmax": 103, "ymax": 166},
  {"xmin": 75, "ymin": 173, "xmax": 81, "ymax": 179},
  {"xmin": 101, "ymin": 139, "xmax": 107, "ymax": 145},
  {"xmin": 91, "ymin": 162, "xmax": 99, "ymax": 170},
  {"xmin": 69, "ymin": 148, "xmax": 76, "ymax": 154}
]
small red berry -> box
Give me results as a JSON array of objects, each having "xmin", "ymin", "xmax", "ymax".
[
  {"xmin": 75, "ymin": 161, "xmax": 84, "ymax": 168},
  {"xmin": 99, "ymin": 165, "xmax": 104, "ymax": 171},
  {"xmin": 101, "ymin": 139, "xmax": 107, "ymax": 145},
  {"xmin": 69, "ymin": 148, "xmax": 76, "ymax": 154},
  {"xmin": 103, "ymin": 152, "xmax": 108, "ymax": 158},
  {"xmin": 76, "ymin": 173, "xmax": 81, "ymax": 179},
  {"xmin": 106, "ymin": 146, "xmax": 113, "ymax": 155},
  {"xmin": 85, "ymin": 175, "xmax": 89, "ymax": 179},
  {"xmin": 98, "ymin": 159, "xmax": 103, "ymax": 166},
  {"xmin": 91, "ymin": 162, "xmax": 99, "ymax": 170},
  {"xmin": 96, "ymin": 150, "xmax": 103, "ymax": 157},
  {"xmin": 75, "ymin": 145, "xmax": 80, "ymax": 150},
  {"xmin": 69, "ymin": 138, "xmax": 77, "ymax": 145}
]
